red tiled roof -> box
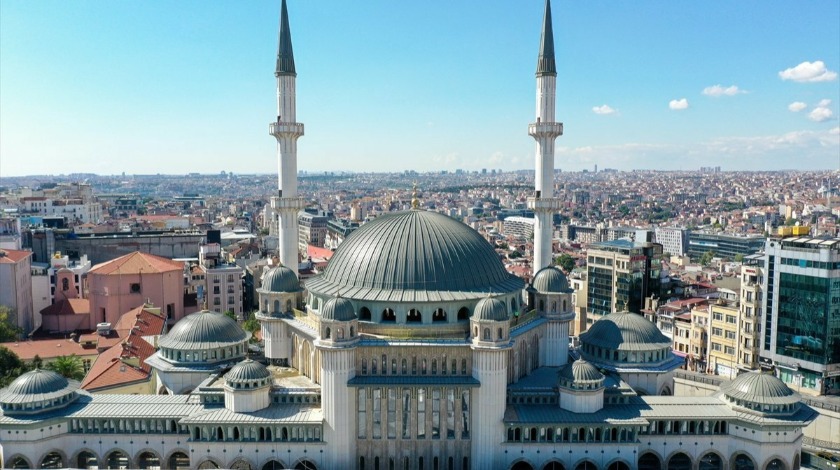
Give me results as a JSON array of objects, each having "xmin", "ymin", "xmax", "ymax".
[
  {"xmin": 90, "ymin": 251, "xmax": 183, "ymax": 275},
  {"xmin": 0, "ymin": 339, "xmax": 99, "ymax": 362},
  {"xmin": 0, "ymin": 249, "xmax": 32, "ymax": 263},
  {"xmin": 306, "ymin": 245, "xmax": 334, "ymax": 260},
  {"xmin": 40, "ymin": 299, "xmax": 90, "ymax": 316}
]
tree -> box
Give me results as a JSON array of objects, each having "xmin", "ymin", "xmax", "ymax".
[
  {"xmin": 555, "ymin": 253, "xmax": 576, "ymax": 272},
  {"xmin": 509, "ymin": 251, "xmax": 522, "ymax": 259},
  {"xmin": 225, "ymin": 309, "xmax": 237, "ymax": 321},
  {"xmin": 699, "ymin": 250, "xmax": 715, "ymax": 266},
  {"xmin": 0, "ymin": 346, "xmax": 27, "ymax": 388},
  {"xmin": 243, "ymin": 313, "xmax": 261, "ymax": 337},
  {"xmin": 0, "ymin": 306, "xmax": 22, "ymax": 342},
  {"xmin": 734, "ymin": 254, "xmax": 745, "ymax": 263},
  {"xmin": 46, "ymin": 354, "xmax": 85, "ymax": 381}
]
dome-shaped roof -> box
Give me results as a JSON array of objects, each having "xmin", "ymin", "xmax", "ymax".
[
  {"xmin": 0, "ymin": 369, "xmax": 78, "ymax": 405},
  {"xmin": 159, "ymin": 310, "xmax": 250, "ymax": 350},
  {"xmin": 474, "ymin": 297, "xmax": 508, "ymax": 321},
  {"xmin": 321, "ymin": 297, "xmax": 356, "ymax": 322},
  {"xmin": 721, "ymin": 372, "xmax": 800, "ymax": 406},
  {"xmin": 533, "ymin": 266, "xmax": 571, "ymax": 293},
  {"xmin": 225, "ymin": 359, "xmax": 271, "ymax": 384},
  {"xmin": 260, "ymin": 266, "xmax": 299, "ymax": 293},
  {"xmin": 579, "ymin": 311, "xmax": 671, "ymax": 352},
  {"xmin": 558, "ymin": 359, "xmax": 604, "ymax": 387},
  {"xmin": 305, "ymin": 210, "xmax": 524, "ymax": 301}
]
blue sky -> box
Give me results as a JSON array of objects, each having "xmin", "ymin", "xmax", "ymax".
[{"xmin": 1, "ymin": 0, "xmax": 838, "ymax": 176}]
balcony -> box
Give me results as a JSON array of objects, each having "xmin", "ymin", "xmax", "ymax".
[
  {"xmin": 528, "ymin": 122, "xmax": 563, "ymax": 138},
  {"xmin": 526, "ymin": 197, "xmax": 563, "ymax": 211},
  {"xmin": 269, "ymin": 122, "xmax": 304, "ymax": 137}
]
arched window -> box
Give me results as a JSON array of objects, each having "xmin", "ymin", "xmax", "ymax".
[
  {"xmin": 76, "ymin": 451, "xmax": 98, "ymax": 470},
  {"xmin": 498, "ymin": 328, "xmax": 503, "ymax": 339},
  {"xmin": 764, "ymin": 459, "xmax": 785, "ymax": 470},
  {"xmin": 698, "ymin": 453, "xmax": 722, "ymax": 470},
  {"xmin": 402, "ymin": 359, "xmax": 407, "ymax": 374},
  {"xmin": 359, "ymin": 307, "xmax": 371, "ymax": 321},
  {"xmin": 457, "ymin": 307, "xmax": 469, "ymax": 321},
  {"xmin": 539, "ymin": 299, "xmax": 545, "ymax": 311},
  {"xmin": 667, "ymin": 452, "xmax": 691, "ymax": 470},
  {"xmin": 274, "ymin": 300, "xmax": 281, "ymax": 313},
  {"xmin": 407, "ymin": 309, "xmax": 422, "ymax": 323},
  {"xmin": 286, "ymin": 299, "xmax": 292, "ymax": 312},
  {"xmin": 733, "ymin": 454, "xmax": 755, "ymax": 470},
  {"xmin": 433, "ymin": 308, "xmax": 447, "ymax": 322},
  {"xmin": 324, "ymin": 327, "xmax": 331, "ymax": 339},
  {"xmin": 638, "ymin": 453, "xmax": 662, "ymax": 470},
  {"xmin": 62, "ymin": 278, "xmax": 69, "ymax": 291},
  {"xmin": 350, "ymin": 326, "xmax": 355, "ymax": 337},
  {"xmin": 551, "ymin": 301, "xmax": 557, "ymax": 312},
  {"xmin": 483, "ymin": 328, "xmax": 490, "ymax": 340},
  {"xmin": 361, "ymin": 359, "xmax": 367, "ymax": 374},
  {"xmin": 382, "ymin": 308, "xmax": 396, "ymax": 323}
]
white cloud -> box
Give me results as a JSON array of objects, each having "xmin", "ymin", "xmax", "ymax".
[
  {"xmin": 592, "ymin": 104, "xmax": 617, "ymax": 115},
  {"xmin": 830, "ymin": 126, "xmax": 840, "ymax": 135},
  {"xmin": 788, "ymin": 101, "xmax": 807, "ymax": 112},
  {"xmin": 779, "ymin": 60, "xmax": 838, "ymax": 83},
  {"xmin": 809, "ymin": 101, "xmax": 834, "ymax": 122},
  {"xmin": 669, "ymin": 98, "xmax": 689, "ymax": 110},
  {"xmin": 702, "ymin": 85, "xmax": 744, "ymax": 97}
]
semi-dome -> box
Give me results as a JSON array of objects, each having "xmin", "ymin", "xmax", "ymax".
[
  {"xmin": 225, "ymin": 359, "xmax": 271, "ymax": 384},
  {"xmin": 159, "ymin": 310, "xmax": 250, "ymax": 350},
  {"xmin": 260, "ymin": 265, "xmax": 299, "ymax": 293},
  {"xmin": 721, "ymin": 372, "xmax": 800, "ymax": 407},
  {"xmin": 321, "ymin": 297, "xmax": 356, "ymax": 322},
  {"xmin": 474, "ymin": 297, "xmax": 508, "ymax": 321},
  {"xmin": 579, "ymin": 311, "xmax": 671, "ymax": 352},
  {"xmin": 557, "ymin": 359, "xmax": 604, "ymax": 389},
  {"xmin": 532, "ymin": 266, "xmax": 571, "ymax": 293},
  {"xmin": 305, "ymin": 210, "xmax": 524, "ymax": 301}
]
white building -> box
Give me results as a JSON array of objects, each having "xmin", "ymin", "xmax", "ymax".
[{"xmin": 503, "ymin": 216, "xmax": 536, "ymax": 239}]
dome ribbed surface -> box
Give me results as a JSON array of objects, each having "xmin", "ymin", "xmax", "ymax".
[
  {"xmin": 0, "ymin": 369, "xmax": 78, "ymax": 404},
  {"xmin": 721, "ymin": 372, "xmax": 800, "ymax": 406},
  {"xmin": 305, "ymin": 211, "xmax": 524, "ymax": 301},
  {"xmin": 558, "ymin": 359, "xmax": 604, "ymax": 385},
  {"xmin": 225, "ymin": 359, "xmax": 271, "ymax": 383},
  {"xmin": 580, "ymin": 311, "xmax": 671, "ymax": 352},
  {"xmin": 474, "ymin": 297, "xmax": 508, "ymax": 321},
  {"xmin": 260, "ymin": 266, "xmax": 299, "ymax": 293},
  {"xmin": 159, "ymin": 310, "xmax": 249, "ymax": 350},
  {"xmin": 321, "ymin": 297, "xmax": 356, "ymax": 321},
  {"xmin": 533, "ymin": 266, "xmax": 571, "ymax": 293}
]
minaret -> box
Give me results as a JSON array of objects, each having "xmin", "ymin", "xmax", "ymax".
[
  {"xmin": 528, "ymin": 0, "xmax": 563, "ymax": 276},
  {"xmin": 270, "ymin": 0, "xmax": 306, "ymax": 276}
]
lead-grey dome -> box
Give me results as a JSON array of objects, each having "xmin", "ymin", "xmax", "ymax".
[
  {"xmin": 260, "ymin": 265, "xmax": 299, "ymax": 293},
  {"xmin": 721, "ymin": 372, "xmax": 800, "ymax": 407},
  {"xmin": 0, "ymin": 369, "xmax": 80, "ymax": 412},
  {"xmin": 579, "ymin": 311, "xmax": 671, "ymax": 352},
  {"xmin": 533, "ymin": 266, "xmax": 571, "ymax": 293},
  {"xmin": 225, "ymin": 359, "xmax": 271, "ymax": 384},
  {"xmin": 474, "ymin": 297, "xmax": 508, "ymax": 321},
  {"xmin": 305, "ymin": 210, "xmax": 524, "ymax": 301},
  {"xmin": 557, "ymin": 359, "xmax": 604, "ymax": 389},
  {"xmin": 159, "ymin": 310, "xmax": 250, "ymax": 350},
  {"xmin": 321, "ymin": 297, "xmax": 356, "ymax": 321}
]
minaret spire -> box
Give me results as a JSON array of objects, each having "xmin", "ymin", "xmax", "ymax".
[
  {"xmin": 536, "ymin": 0, "xmax": 556, "ymax": 76},
  {"xmin": 276, "ymin": 0, "xmax": 296, "ymax": 76},
  {"xmin": 269, "ymin": 0, "xmax": 305, "ymax": 277},
  {"xmin": 528, "ymin": 0, "xmax": 563, "ymax": 276}
]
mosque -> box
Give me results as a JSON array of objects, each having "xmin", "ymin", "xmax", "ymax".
[{"xmin": 0, "ymin": 1, "xmax": 816, "ymax": 470}]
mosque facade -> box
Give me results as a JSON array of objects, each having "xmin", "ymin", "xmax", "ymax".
[{"xmin": 0, "ymin": 1, "xmax": 816, "ymax": 470}]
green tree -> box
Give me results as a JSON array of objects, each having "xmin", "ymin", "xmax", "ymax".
[
  {"xmin": 0, "ymin": 346, "xmax": 27, "ymax": 388},
  {"xmin": 734, "ymin": 254, "xmax": 745, "ymax": 263},
  {"xmin": 509, "ymin": 251, "xmax": 522, "ymax": 259},
  {"xmin": 225, "ymin": 309, "xmax": 237, "ymax": 321},
  {"xmin": 46, "ymin": 354, "xmax": 85, "ymax": 381},
  {"xmin": 699, "ymin": 250, "xmax": 715, "ymax": 266},
  {"xmin": 243, "ymin": 313, "xmax": 261, "ymax": 337},
  {"xmin": 0, "ymin": 306, "xmax": 22, "ymax": 342},
  {"xmin": 555, "ymin": 253, "xmax": 576, "ymax": 272}
]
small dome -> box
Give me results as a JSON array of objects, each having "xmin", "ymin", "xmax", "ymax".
[
  {"xmin": 159, "ymin": 310, "xmax": 250, "ymax": 350},
  {"xmin": 474, "ymin": 297, "xmax": 508, "ymax": 321},
  {"xmin": 579, "ymin": 311, "xmax": 671, "ymax": 352},
  {"xmin": 558, "ymin": 359, "xmax": 604, "ymax": 385},
  {"xmin": 532, "ymin": 266, "xmax": 571, "ymax": 293},
  {"xmin": 0, "ymin": 369, "xmax": 78, "ymax": 405},
  {"xmin": 721, "ymin": 372, "xmax": 800, "ymax": 407},
  {"xmin": 321, "ymin": 297, "xmax": 356, "ymax": 322},
  {"xmin": 225, "ymin": 359, "xmax": 271, "ymax": 384},
  {"xmin": 261, "ymin": 266, "xmax": 299, "ymax": 293}
]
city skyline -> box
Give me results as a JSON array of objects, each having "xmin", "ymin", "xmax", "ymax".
[{"xmin": 1, "ymin": 0, "xmax": 839, "ymax": 177}]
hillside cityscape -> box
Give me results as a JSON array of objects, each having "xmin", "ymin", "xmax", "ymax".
[{"xmin": 1, "ymin": 0, "xmax": 839, "ymax": 469}]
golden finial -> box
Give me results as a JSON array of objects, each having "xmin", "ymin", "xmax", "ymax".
[{"xmin": 411, "ymin": 181, "xmax": 420, "ymax": 210}]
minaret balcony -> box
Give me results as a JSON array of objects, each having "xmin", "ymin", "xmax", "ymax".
[
  {"xmin": 527, "ymin": 197, "xmax": 563, "ymax": 211},
  {"xmin": 269, "ymin": 122, "xmax": 305, "ymax": 137},
  {"xmin": 271, "ymin": 196, "xmax": 307, "ymax": 211},
  {"xmin": 528, "ymin": 122, "xmax": 563, "ymax": 138}
]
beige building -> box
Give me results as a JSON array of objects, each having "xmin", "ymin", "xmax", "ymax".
[
  {"xmin": 0, "ymin": 249, "xmax": 34, "ymax": 335},
  {"xmin": 737, "ymin": 259, "xmax": 763, "ymax": 372},
  {"xmin": 689, "ymin": 306, "xmax": 709, "ymax": 373},
  {"xmin": 708, "ymin": 301, "xmax": 740, "ymax": 378}
]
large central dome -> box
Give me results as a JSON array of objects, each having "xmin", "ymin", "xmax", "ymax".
[{"xmin": 306, "ymin": 210, "xmax": 524, "ymax": 301}]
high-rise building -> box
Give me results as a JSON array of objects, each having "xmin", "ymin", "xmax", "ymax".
[
  {"xmin": 654, "ymin": 226, "xmax": 689, "ymax": 256},
  {"xmin": 298, "ymin": 211, "xmax": 329, "ymax": 252},
  {"xmin": 761, "ymin": 236, "xmax": 840, "ymax": 396},
  {"xmin": 0, "ymin": 249, "xmax": 34, "ymax": 335},
  {"xmin": 585, "ymin": 239, "xmax": 663, "ymax": 326},
  {"xmin": 687, "ymin": 231, "xmax": 765, "ymax": 260}
]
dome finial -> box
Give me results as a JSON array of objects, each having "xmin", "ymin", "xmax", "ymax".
[{"xmin": 411, "ymin": 181, "xmax": 420, "ymax": 209}]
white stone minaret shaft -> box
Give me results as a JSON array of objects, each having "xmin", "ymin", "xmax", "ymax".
[
  {"xmin": 270, "ymin": 0, "xmax": 306, "ymax": 276},
  {"xmin": 528, "ymin": 0, "xmax": 563, "ymax": 276}
]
